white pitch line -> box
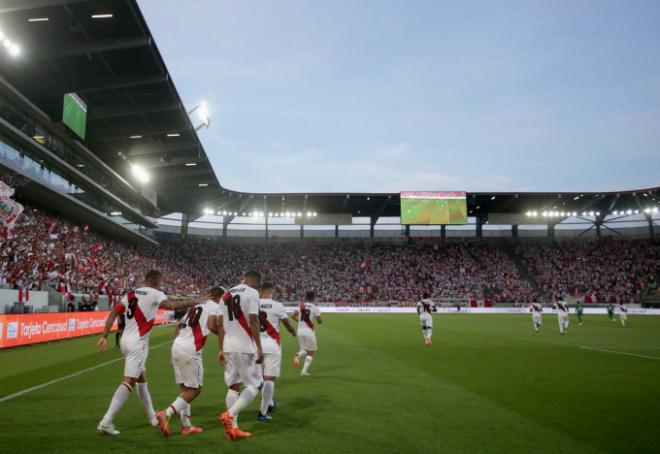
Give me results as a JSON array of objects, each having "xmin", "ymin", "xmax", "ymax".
[
  {"xmin": 580, "ymin": 346, "xmax": 660, "ymax": 362},
  {"xmin": 0, "ymin": 340, "xmax": 170, "ymax": 404}
]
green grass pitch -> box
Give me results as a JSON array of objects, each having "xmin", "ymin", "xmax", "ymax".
[{"xmin": 1, "ymin": 314, "xmax": 660, "ymax": 454}]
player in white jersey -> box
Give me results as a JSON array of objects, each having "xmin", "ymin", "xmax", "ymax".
[
  {"xmin": 156, "ymin": 286, "xmax": 225, "ymax": 437},
  {"xmin": 218, "ymin": 271, "xmax": 264, "ymax": 441},
  {"xmin": 96, "ymin": 270, "xmax": 205, "ymax": 436},
  {"xmin": 530, "ymin": 303, "xmax": 543, "ymax": 332},
  {"xmin": 256, "ymin": 283, "xmax": 297, "ymax": 421},
  {"xmin": 292, "ymin": 291, "xmax": 323, "ymax": 376},
  {"xmin": 618, "ymin": 302, "xmax": 628, "ymax": 326},
  {"xmin": 554, "ymin": 300, "xmax": 570, "ymax": 335},
  {"xmin": 416, "ymin": 293, "xmax": 436, "ymax": 346}
]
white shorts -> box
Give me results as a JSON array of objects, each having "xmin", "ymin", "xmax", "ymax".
[
  {"xmin": 532, "ymin": 314, "xmax": 542, "ymax": 324},
  {"xmin": 298, "ymin": 333, "xmax": 318, "ymax": 352},
  {"xmin": 420, "ymin": 314, "xmax": 433, "ymax": 329},
  {"xmin": 558, "ymin": 313, "xmax": 569, "ymax": 324},
  {"xmin": 620, "ymin": 312, "xmax": 628, "ymax": 320},
  {"xmin": 121, "ymin": 340, "xmax": 148, "ymax": 379},
  {"xmin": 261, "ymin": 351, "xmax": 282, "ymax": 378},
  {"xmin": 223, "ymin": 352, "xmax": 263, "ymax": 389},
  {"xmin": 172, "ymin": 344, "xmax": 203, "ymax": 388}
]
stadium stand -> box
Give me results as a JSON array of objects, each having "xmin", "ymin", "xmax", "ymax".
[{"xmin": 2, "ymin": 206, "xmax": 657, "ymax": 309}]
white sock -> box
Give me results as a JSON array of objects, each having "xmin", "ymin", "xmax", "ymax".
[
  {"xmin": 427, "ymin": 328, "xmax": 432, "ymax": 341},
  {"xmin": 229, "ymin": 386, "xmax": 258, "ymax": 417},
  {"xmin": 180, "ymin": 404, "xmax": 191, "ymax": 427},
  {"xmin": 165, "ymin": 396, "xmax": 188, "ymax": 419},
  {"xmin": 226, "ymin": 389, "xmax": 240, "ymax": 428},
  {"xmin": 136, "ymin": 382, "xmax": 156, "ymax": 420},
  {"xmin": 260, "ymin": 380, "xmax": 275, "ymax": 415},
  {"xmin": 102, "ymin": 382, "xmax": 132, "ymax": 423},
  {"xmin": 302, "ymin": 355, "xmax": 314, "ymax": 374},
  {"xmin": 559, "ymin": 324, "xmax": 564, "ymax": 334}
]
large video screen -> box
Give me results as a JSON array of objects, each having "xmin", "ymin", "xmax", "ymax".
[
  {"xmin": 62, "ymin": 93, "xmax": 87, "ymax": 140},
  {"xmin": 400, "ymin": 191, "xmax": 467, "ymax": 225}
]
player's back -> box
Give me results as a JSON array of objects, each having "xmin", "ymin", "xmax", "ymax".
[
  {"xmin": 297, "ymin": 302, "xmax": 320, "ymax": 334},
  {"xmin": 119, "ymin": 286, "xmax": 166, "ymax": 346},
  {"xmin": 174, "ymin": 299, "xmax": 218, "ymax": 354},
  {"xmin": 220, "ymin": 284, "xmax": 259, "ymax": 353},
  {"xmin": 417, "ymin": 299, "xmax": 434, "ymax": 317},
  {"xmin": 259, "ymin": 298, "xmax": 287, "ymax": 350}
]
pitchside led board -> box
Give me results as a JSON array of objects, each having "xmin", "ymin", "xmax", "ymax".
[
  {"xmin": 62, "ymin": 93, "xmax": 87, "ymax": 140},
  {"xmin": 400, "ymin": 191, "xmax": 468, "ymax": 225}
]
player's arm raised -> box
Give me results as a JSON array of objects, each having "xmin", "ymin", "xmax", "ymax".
[
  {"xmin": 97, "ymin": 304, "xmax": 122, "ymax": 353},
  {"xmin": 158, "ymin": 294, "xmax": 207, "ymax": 311}
]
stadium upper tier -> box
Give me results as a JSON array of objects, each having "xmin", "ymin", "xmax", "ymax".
[{"xmin": 0, "ymin": 0, "xmax": 658, "ymax": 233}]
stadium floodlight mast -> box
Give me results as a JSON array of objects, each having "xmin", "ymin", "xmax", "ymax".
[{"xmin": 188, "ymin": 101, "xmax": 211, "ymax": 131}]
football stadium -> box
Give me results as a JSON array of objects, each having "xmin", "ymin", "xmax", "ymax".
[{"xmin": 0, "ymin": 1, "xmax": 659, "ymax": 453}]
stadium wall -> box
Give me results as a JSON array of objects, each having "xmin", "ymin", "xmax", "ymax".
[
  {"xmin": 0, "ymin": 310, "xmax": 171, "ymax": 348},
  {"xmin": 0, "ymin": 289, "xmax": 49, "ymax": 313}
]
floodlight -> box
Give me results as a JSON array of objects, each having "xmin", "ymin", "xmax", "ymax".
[
  {"xmin": 188, "ymin": 101, "xmax": 211, "ymax": 131},
  {"xmin": 130, "ymin": 164, "xmax": 150, "ymax": 183}
]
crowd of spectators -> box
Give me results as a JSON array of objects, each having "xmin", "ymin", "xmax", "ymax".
[
  {"xmin": 1, "ymin": 206, "xmax": 657, "ymax": 306},
  {"xmin": 516, "ymin": 241, "xmax": 659, "ymax": 304},
  {"xmin": 171, "ymin": 240, "xmax": 539, "ymax": 304},
  {"xmin": 0, "ymin": 207, "xmax": 206, "ymax": 306}
]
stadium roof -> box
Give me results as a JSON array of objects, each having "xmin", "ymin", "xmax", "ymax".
[
  {"xmin": 0, "ymin": 1, "xmax": 658, "ymax": 224},
  {"xmin": 0, "ymin": 0, "xmax": 220, "ymax": 214}
]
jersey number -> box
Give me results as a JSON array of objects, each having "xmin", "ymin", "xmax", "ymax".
[
  {"xmin": 300, "ymin": 308, "xmax": 311, "ymax": 323},
  {"xmin": 225, "ymin": 295, "xmax": 243, "ymax": 322},
  {"xmin": 180, "ymin": 306, "xmax": 203, "ymax": 329},
  {"xmin": 126, "ymin": 296, "xmax": 139, "ymax": 320},
  {"xmin": 258, "ymin": 310, "xmax": 268, "ymax": 332}
]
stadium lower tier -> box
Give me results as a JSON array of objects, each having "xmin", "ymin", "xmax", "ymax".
[{"xmin": 1, "ymin": 206, "xmax": 658, "ymax": 305}]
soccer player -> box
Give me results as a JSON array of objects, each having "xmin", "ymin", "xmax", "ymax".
[
  {"xmin": 292, "ymin": 291, "xmax": 322, "ymax": 376},
  {"xmin": 156, "ymin": 285, "xmax": 225, "ymax": 437},
  {"xmin": 256, "ymin": 282, "xmax": 297, "ymax": 421},
  {"xmin": 576, "ymin": 299, "xmax": 584, "ymax": 325},
  {"xmin": 416, "ymin": 292, "xmax": 436, "ymax": 346},
  {"xmin": 554, "ymin": 299, "xmax": 570, "ymax": 335},
  {"xmin": 218, "ymin": 271, "xmax": 264, "ymax": 441},
  {"xmin": 607, "ymin": 303, "xmax": 616, "ymax": 322},
  {"xmin": 530, "ymin": 302, "xmax": 543, "ymax": 332},
  {"xmin": 619, "ymin": 302, "xmax": 628, "ymax": 326},
  {"xmin": 96, "ymin": 270, "xmax": 204, "ymax": 436}
]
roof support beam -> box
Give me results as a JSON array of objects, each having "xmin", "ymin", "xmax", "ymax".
[
  {"xmin": 89, "ymin": 102, "xmax": 180, "ymax": 121},
  {"xmin": 0, "ymin": 0, "xmax": 93, "ymax": 13},
  {"xmin": 88, "ymin": 123, "xmax": 191, "ymax": 143},
  {"xmin": 31, "ymin": 37, "xmax": 151, "ymax": 61},
  {"xmin": 29, "ymin": 74, "xmax": 168, "ymax": 98}
]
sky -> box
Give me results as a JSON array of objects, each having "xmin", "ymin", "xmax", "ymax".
[{"xmin": 139, "ymin": 0, "xmax": 660, "ymax": 194}]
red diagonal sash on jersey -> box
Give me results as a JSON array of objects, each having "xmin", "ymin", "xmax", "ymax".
[
  {"xmin": 130, "ymin": 292, "xmax": 154, "ymax": 337},
  {"xmin": 192, "ymin": 324, "xmax": 206, "ymax": 351},
  {"xmin": 301, "ymin": 303, "xmax": 314, "ymax": 330},
  {"xmin": 237, "ymin": 313, "xmax": 254, "ymax": 341},
  {"xmin": 263, "ymin": 318, "xmax": 281, "ymax": 345}
]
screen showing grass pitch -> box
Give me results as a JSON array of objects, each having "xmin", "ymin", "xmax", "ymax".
[
  {"xmin": 400, "ymin": 191, "xmax": 467, "ymax": 224},
  {"xmin": 62, "ymin": 93, "xmax": 87, "ymax": 140}
]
